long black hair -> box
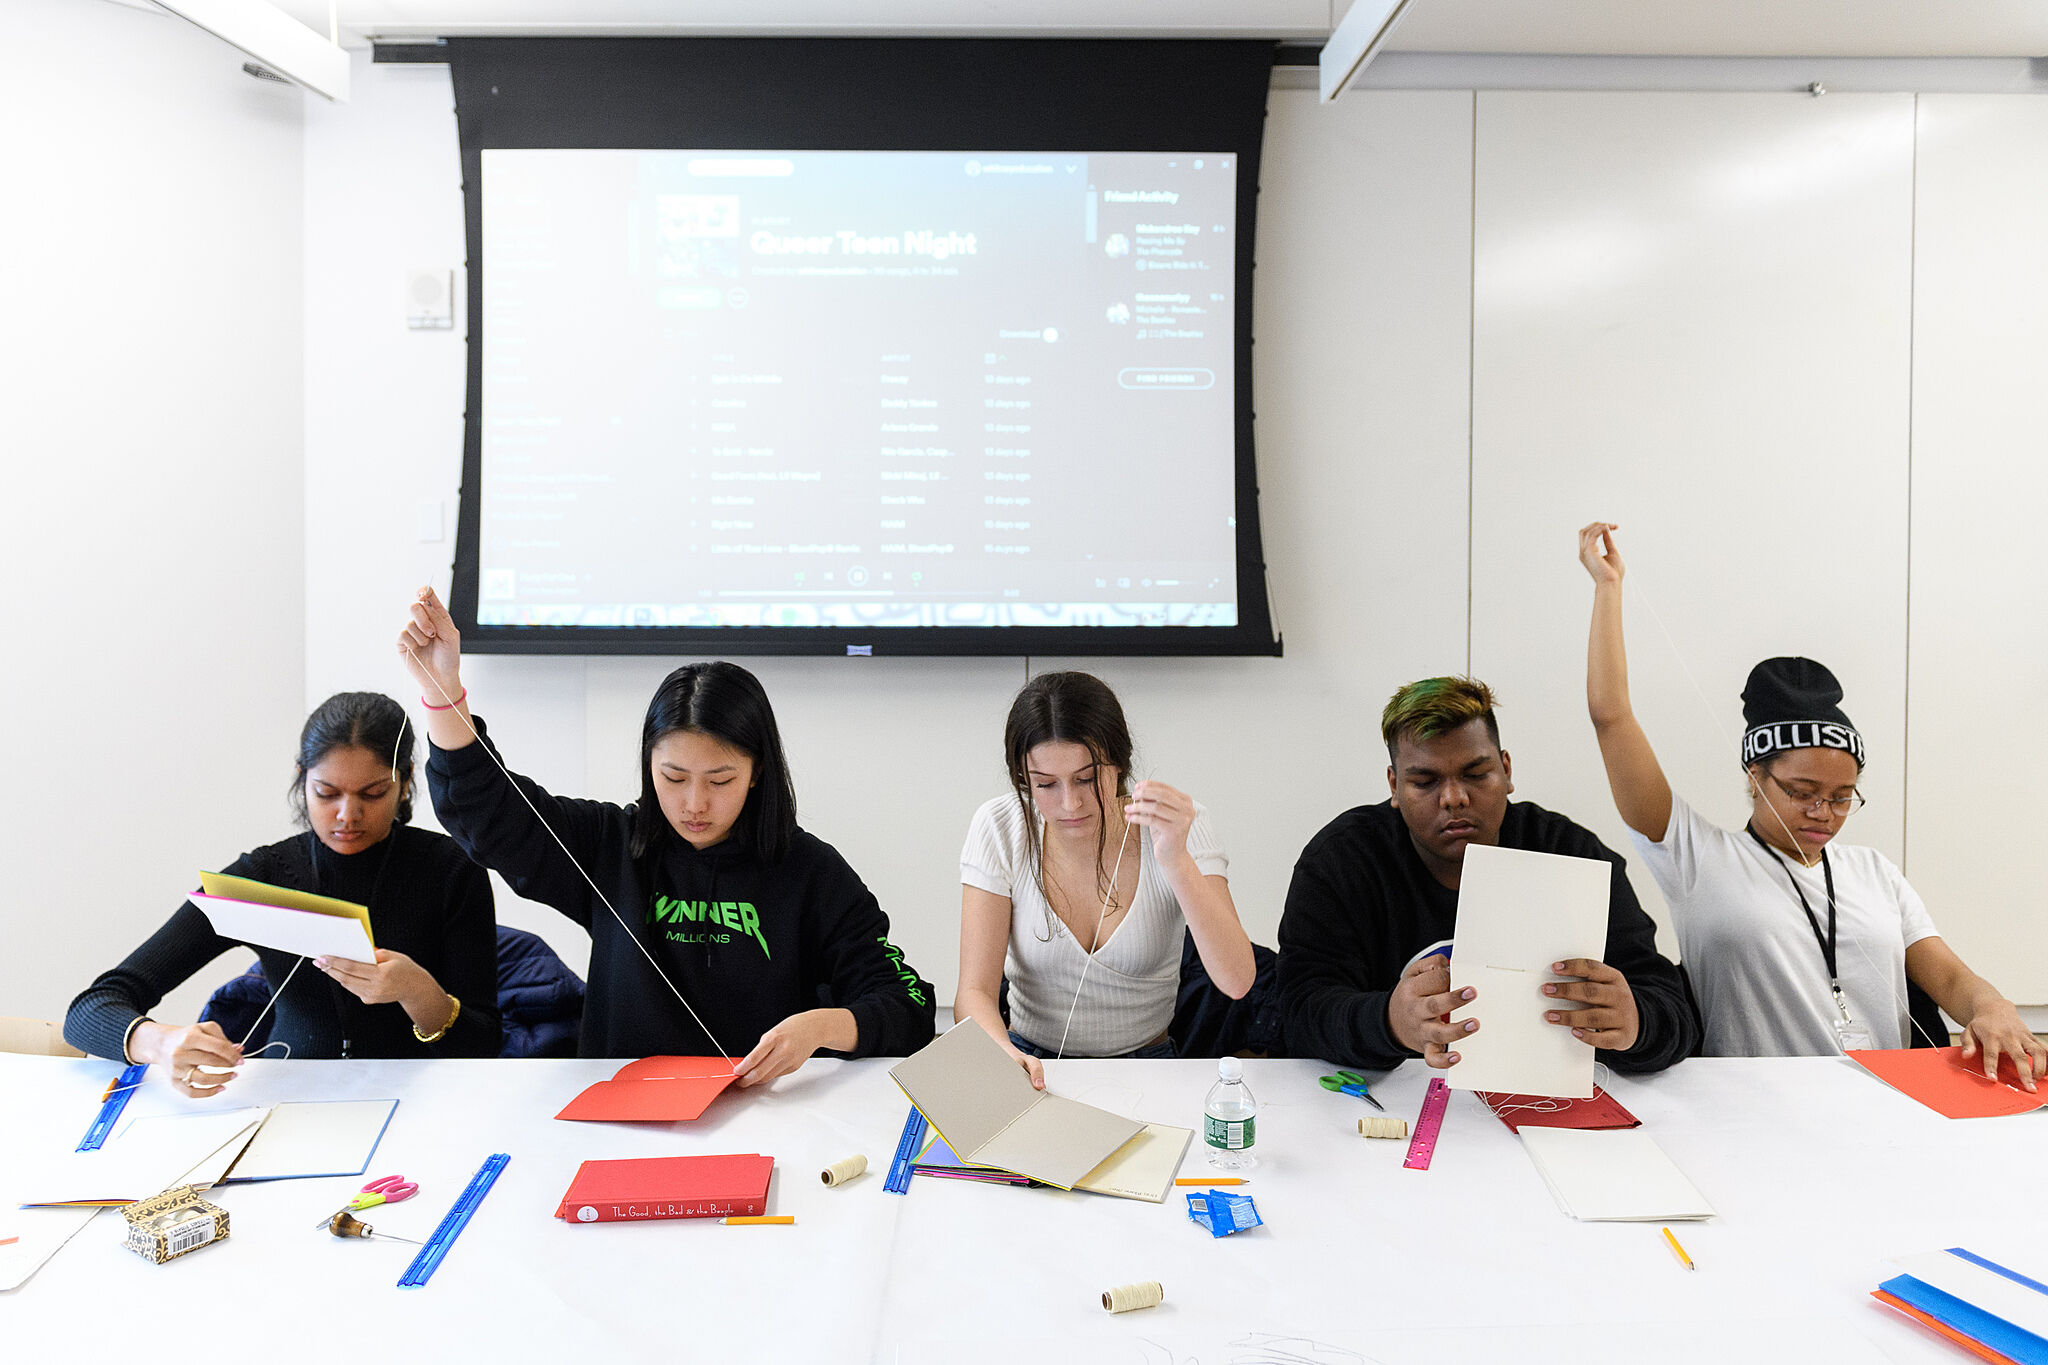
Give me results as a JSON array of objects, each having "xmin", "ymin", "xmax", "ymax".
[
  {"xmin": 629, "ymin": 662, "xmax": 797, "ymax": 863},
  {"xmin": 1004, "ymin": 671, "xmax": 1136, "ymax": 935},
  {"xmin": 289, "ymin": 691, "xmax": 414, "ymax": 826}
]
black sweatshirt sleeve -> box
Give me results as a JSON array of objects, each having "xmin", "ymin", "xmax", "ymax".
[
  {"xmin": 801, "ymin": 842, "xmax": 936, "ymax": 1059},
  {"xmin": 1590, "ymin": 847, "xmax": 1702, "ymax": 1073},
  {"xmin": 424, "ymin": 716, "xmax": 625, "ymax": 933},
  {"xmin": 421, "ymin": 857, "xmax": 502, "ymax": 1059},
  {"xmin": 1276, "ymin": 855, "xmax": 1413, "ymax": 1071},
  {"xmin": 64, "ymin": 856, "xmax": 260, "ymax": 1061}
]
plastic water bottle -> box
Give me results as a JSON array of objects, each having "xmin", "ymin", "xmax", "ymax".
[{"xmin": 1204, "ymin": 1057, "xmax": 1258, "ymax": 1170}]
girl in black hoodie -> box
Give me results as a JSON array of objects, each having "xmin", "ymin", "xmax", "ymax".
[{"xmin": 400, "ymin": 587, "xmax": 934, "ymax": 1082}]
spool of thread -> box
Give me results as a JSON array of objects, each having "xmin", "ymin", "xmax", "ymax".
[
  {"xmin": 1358, "ymin": 1115, "xmax": 1409, "ymax": 1140},
  {"xmin": 820, "ymin": 1154, "xmax": 868, "ymax": 1187},
  {"xmin": 1101, "ymin": 1281, "xmax": 1164, "ymax": 1314}
]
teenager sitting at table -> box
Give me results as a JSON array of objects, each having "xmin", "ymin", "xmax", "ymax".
[
  {"xmin": 1577, "ymin": 521, "xmax": 2043, "ymax": 1085},
  {"xmin": 1277, "ymin": 675, "xmax": 1700, "ymax": 1074},
  {"xmin": 956, "ymin": 671, "xmax": 1256, "ymax": 1088},
  {"xmin": 65, "ymin": 692, "xmax": 501, "ymax": 1095},
  {"xmin": 398, "ymin": 586, "xmax": 934, "ymax": 1083}
]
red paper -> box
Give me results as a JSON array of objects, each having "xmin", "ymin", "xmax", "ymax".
[
  {"xmin": 1871, "ymin": 1289, "xmax": 2022, "ymax": 1365},
  {"xmin": 1477, "ymin": 1084, "xmax": 1641, "ymax": 1135},
  {"xmin": 1848, "ymin": 1046, "xmax": 2048, "ymax": 1121},
  {"xmin": 554, "ymin": 1056, "xmax": 742, "ymax": 1122},
  {"xmin": 554, "ymin": 1153, "xmax": 772, "ymax": 1223}
]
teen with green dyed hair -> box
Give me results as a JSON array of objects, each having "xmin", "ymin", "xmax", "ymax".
[{"xmin": 1276, "ymin": 675, "xmax": 1701, "ymax": 1072}]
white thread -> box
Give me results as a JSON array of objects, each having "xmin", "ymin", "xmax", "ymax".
[
  {"xmin": 820, "ymin": 1155, "xmax": 867, "ymax": 1186},
  {"xmin": 1632, "ymin": 579, "xmax": 1937, "ymax": 1049},
  {"xmin": 1052, "ymin": 804, "xmax": 1136, "ymax": 1062},
  {"xmin": 406, "ymin": 646, "xmax": 739, "ymax": 1071},
  {"xmin": 1357, "ymin": 1115, "xmax": 1408, "ymax": 1139},
  {"xmin": 238, "ymin": 955, "xmax": 305, "ymax": 1053},
  {"xmin": 1101, "ymin": 1281, "xmax": 1163, "ymax": 1314},
  {"xmin": 391, "ymin": 711, "xmax": 408, "ymax": 785}
]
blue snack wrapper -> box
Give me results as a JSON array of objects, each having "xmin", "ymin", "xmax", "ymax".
[{"xmin": 1184, "ymin": 1189, "xmax": 1263, "ymax": 1238}]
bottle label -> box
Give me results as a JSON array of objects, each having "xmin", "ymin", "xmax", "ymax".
[{"xmin": 1204, "ymin": 1115, "xmax": 1254, "ymax": 1150}]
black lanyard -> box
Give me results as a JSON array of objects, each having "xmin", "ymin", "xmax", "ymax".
[{"xmin": 1745, "ymin": 825, "xmax": 1843, "ymax": 1003}]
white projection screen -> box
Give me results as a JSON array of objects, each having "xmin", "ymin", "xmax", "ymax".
[{"xmin": 445, "ymin": 39, "xmax": 1279, "ymax": 656}]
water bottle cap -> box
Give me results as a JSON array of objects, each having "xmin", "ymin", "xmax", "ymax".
[{"xmin": 1217, "ymin": 1056, "xmax": 1243, "ymax": 1081}]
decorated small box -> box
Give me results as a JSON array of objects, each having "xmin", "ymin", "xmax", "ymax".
[{"xmin": 122, "ymin": 1185, "xmax": 228, "ymax": 1264}]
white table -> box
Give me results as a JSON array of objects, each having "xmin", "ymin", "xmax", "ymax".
[{"xmin": 3, "ymin": 1052, "xmax": 2042, "ymax": 1364}]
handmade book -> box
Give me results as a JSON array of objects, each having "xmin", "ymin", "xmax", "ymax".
[
  {"xmin": 1848, "ymin": 1047, "xmax": 2048, "ymax": 1121},
  {"xmin": 888, "ymin": 1022, "xmax": 1149, "ymax": 1195},
  {"xmin": 191, "ymin": 871, "xmax": 376, "ymax": 962},
  {"xmin": 554, "ymin": 1154, "xmax": 773, "ymax": 1223},
  {"xmin": 1446, "ymin": 843, "xmax": 1609, "ymax": 1100},
  {"xmin": 555, "ymin": 1056, "xmax": 742, "ymax": 1123}
]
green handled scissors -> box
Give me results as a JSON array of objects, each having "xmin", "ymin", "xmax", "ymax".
[{"xmin": 1318, "ymin": 1071, "xmax": 1385, "ymax": 1111}]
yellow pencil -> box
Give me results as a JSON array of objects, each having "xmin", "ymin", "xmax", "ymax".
[
  {"xmin": 1661, "ymin": 1226, "xmax": 1695, "ymax": 1271},
  {"xmin": 720, "ymin": 1215, "xmax": 794, "ymax": 1225},
  {"xmin": 1176, "ymin": 1178, "xmax": 1248, "ymax": 1186}
]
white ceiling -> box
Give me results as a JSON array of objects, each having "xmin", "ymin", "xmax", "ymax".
[{"xmin": 263, "ymin": 0, "xmax": 2048, "ymax": 57}]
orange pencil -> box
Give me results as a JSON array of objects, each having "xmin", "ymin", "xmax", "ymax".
[
  {"xmin": 720, "ymin": 1215, "xmax": 794, "ymax": 1225},
  {"xmin": 1176, "ymin": 1178, "xmax": 1248, "ymax": 1186}
]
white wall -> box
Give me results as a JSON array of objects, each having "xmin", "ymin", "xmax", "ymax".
[
  {"xmin": 1470, "ymin": 92, "xmax": 1916, "ymax": 956},
  {"xmin": 2, "ymin": 0, "xmax": 306, "ymax": 1030},
  {"xmin": 301, "ymin": 62, "xmax": 2048, "ymax": 1011},
  {"xmin": 1905, "ymin": 95, "xmax": 2048, "ymax": 995}
]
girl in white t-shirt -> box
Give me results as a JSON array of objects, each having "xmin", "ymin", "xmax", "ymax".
[
  {"xmin": 957, "ymin": 671, "xmax": 1256, "ymax": 1087},
  {"xmin": 1577, "ymin": 523, "xmax": 2042, "ymax": 1082}
]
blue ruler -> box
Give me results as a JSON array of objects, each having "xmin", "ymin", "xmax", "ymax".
[
  {"xmin": 398, "ymin": 1153, "xmax": 509, "ymax": 1288},
  {"xmin": 78, "ymin": 1064, "xmax": 148, "ymax": 1152},
  {"xmin": 884, "ymin": 1106, "xmax": 928, "ymax": 1194}
]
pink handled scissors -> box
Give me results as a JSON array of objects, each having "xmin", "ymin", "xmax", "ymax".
[
  {"xmin": 313, "ymin": 1175, "xmax": 419, "ymax": 1229},
  {"xmin": 350, "ymin": 1174, "xmax": 418, "ymax": 1211}
]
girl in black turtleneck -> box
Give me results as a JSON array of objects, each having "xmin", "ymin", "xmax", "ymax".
[
  {"xmin": 65, "ymin": 693, "xmax": 500, "ymax": 1096},
  {"xmin": 399, "ymin": 587, "xmax": 935, "ymax": 1083}
]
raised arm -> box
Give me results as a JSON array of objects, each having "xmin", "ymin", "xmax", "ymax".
[
  {"xmin": 1578, "ymin": 522, "xmax": 1675, "ymax": 842},
  {"xmin": 397, "ymin": 586, "xmax": 474, "ymax": 750},
  {"xmin": 1124, "ymin": 782, "xmax": 1254, "ymax": 998}
]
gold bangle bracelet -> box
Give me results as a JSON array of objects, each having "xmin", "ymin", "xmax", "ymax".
[{"xmin": 413, "ymin": 995, "xmax": 461, "ymax": 1044}]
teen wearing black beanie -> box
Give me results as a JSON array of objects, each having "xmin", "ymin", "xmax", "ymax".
[{"xmin": 1577, "ymin": 523, "xmax": 2042, "ymax": 1084}]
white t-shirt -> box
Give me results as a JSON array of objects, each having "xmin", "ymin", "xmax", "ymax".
[
  {"xmin": 959, "ymin": 793, "xmax": 1228, "ymax": 1057},
  {"xmin": 1631, "ymin": 793, "xmax": 1939, "ymax": 1057}
]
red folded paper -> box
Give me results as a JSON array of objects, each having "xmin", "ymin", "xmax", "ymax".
[
  {"xmin": 1476, "ymin": 1085, "xmax": 1641, "ymax": 1135},
  {"xmin": 1871, "ymin": 1289, "xmax": 2021, "ymax": 1365},
  {"xmin": 555, "ymin": 1154, "xmax": 773, "ymax": 1223},
  {"xmin": 555, "ymin": 1056, "xmax": 742, "ymax": 1122},
  {"xmin": 1847, "ymin": 1046, "xmax": 2048, "ymax": 1121}
]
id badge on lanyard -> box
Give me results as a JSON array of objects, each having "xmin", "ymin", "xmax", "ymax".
[{"xmin": 1830, "ymin": 985, "xmax": 1874, "ymax": 1052}]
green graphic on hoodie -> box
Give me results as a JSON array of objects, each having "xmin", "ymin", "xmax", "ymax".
[{"xmin": 648, "ymin": 896, "xmax": 771, "ymax": 959}]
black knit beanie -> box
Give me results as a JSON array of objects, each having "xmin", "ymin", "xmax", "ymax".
[{"xmin": 1741, "ymin": 657, "xmax": 1864, "ymax": 768}]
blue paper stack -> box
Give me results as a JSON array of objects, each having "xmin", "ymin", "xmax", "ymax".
[{"xmin": 1873, "ymin": 1248, "xmax": 2048, "ymax": 1364}]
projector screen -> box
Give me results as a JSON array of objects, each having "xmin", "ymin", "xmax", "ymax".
[{"xmin": 445, "ymin": 39, "xmax": 1278, "ymax": 655}]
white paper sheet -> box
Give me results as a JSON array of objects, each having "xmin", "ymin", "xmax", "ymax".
[
  {"xmin": 190, "ymin": 892, "xmax": 376, "ymax": 962},
  {"xmin": 1446, "ymin": 842, "xmax": 1610, "ymax": 1099},
  {"xmin": 224, "ymin": 1099, "xmax": 398, "ymax": 1181},
  {"xmin": 0, "ymin": 1205, "xmax": 103, "ymax": 1291},
  {"xmin": 1887, "ymin": 1249, "xmax": 2048, "ymax": 1340},
  {"xmin": 21, "ymin": 1108, "xmax": 266, "ymax": 1207},
  {"xmin": 1518, "ymin": 1127, "xmax": 1715, "ymax": 1222}
]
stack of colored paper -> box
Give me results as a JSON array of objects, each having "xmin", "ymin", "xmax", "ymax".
[{"xmin": 1873, "ymin": 1248, "xmax": 2048, "ymax": 1363}]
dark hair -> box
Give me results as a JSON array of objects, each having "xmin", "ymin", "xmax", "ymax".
[
  {"xmin": 1004, "ymin": 671, "xmax": 1136, "ymax": 935},
  {"xmin": 290, "ymin": 691, "xmax": 414, "ymax": 826},
  {"xmin": 1381, "ymin": 676, "xmax": 1502, "ymax": 764},
  {"xmin": 629, "ymin": 662, "xmax": 797, "ymax": 863}
]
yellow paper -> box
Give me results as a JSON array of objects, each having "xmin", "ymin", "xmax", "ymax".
[{"xmin": 198, "ymin": 872, "xmax": 374, "ymax": 950}]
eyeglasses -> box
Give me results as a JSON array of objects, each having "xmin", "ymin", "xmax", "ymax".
[{"xmin": 1767, "ymin": 770, "xmax": 1866, "ymax": 817}]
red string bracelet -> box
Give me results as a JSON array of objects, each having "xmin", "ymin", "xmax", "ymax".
[{"xmin": 421, "ymin": 688, "xmax": 467, "ymax": 712}]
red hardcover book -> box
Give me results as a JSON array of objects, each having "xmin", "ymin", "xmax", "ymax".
[{"xmin": 554, "ymin": 1154, "xmax": 774, "ymax": 1223}]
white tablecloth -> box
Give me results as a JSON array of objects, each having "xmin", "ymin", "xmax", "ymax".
[{"xmin": 4, "ymin": 1052, "xmax": 2042, "ymax": 1363}]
